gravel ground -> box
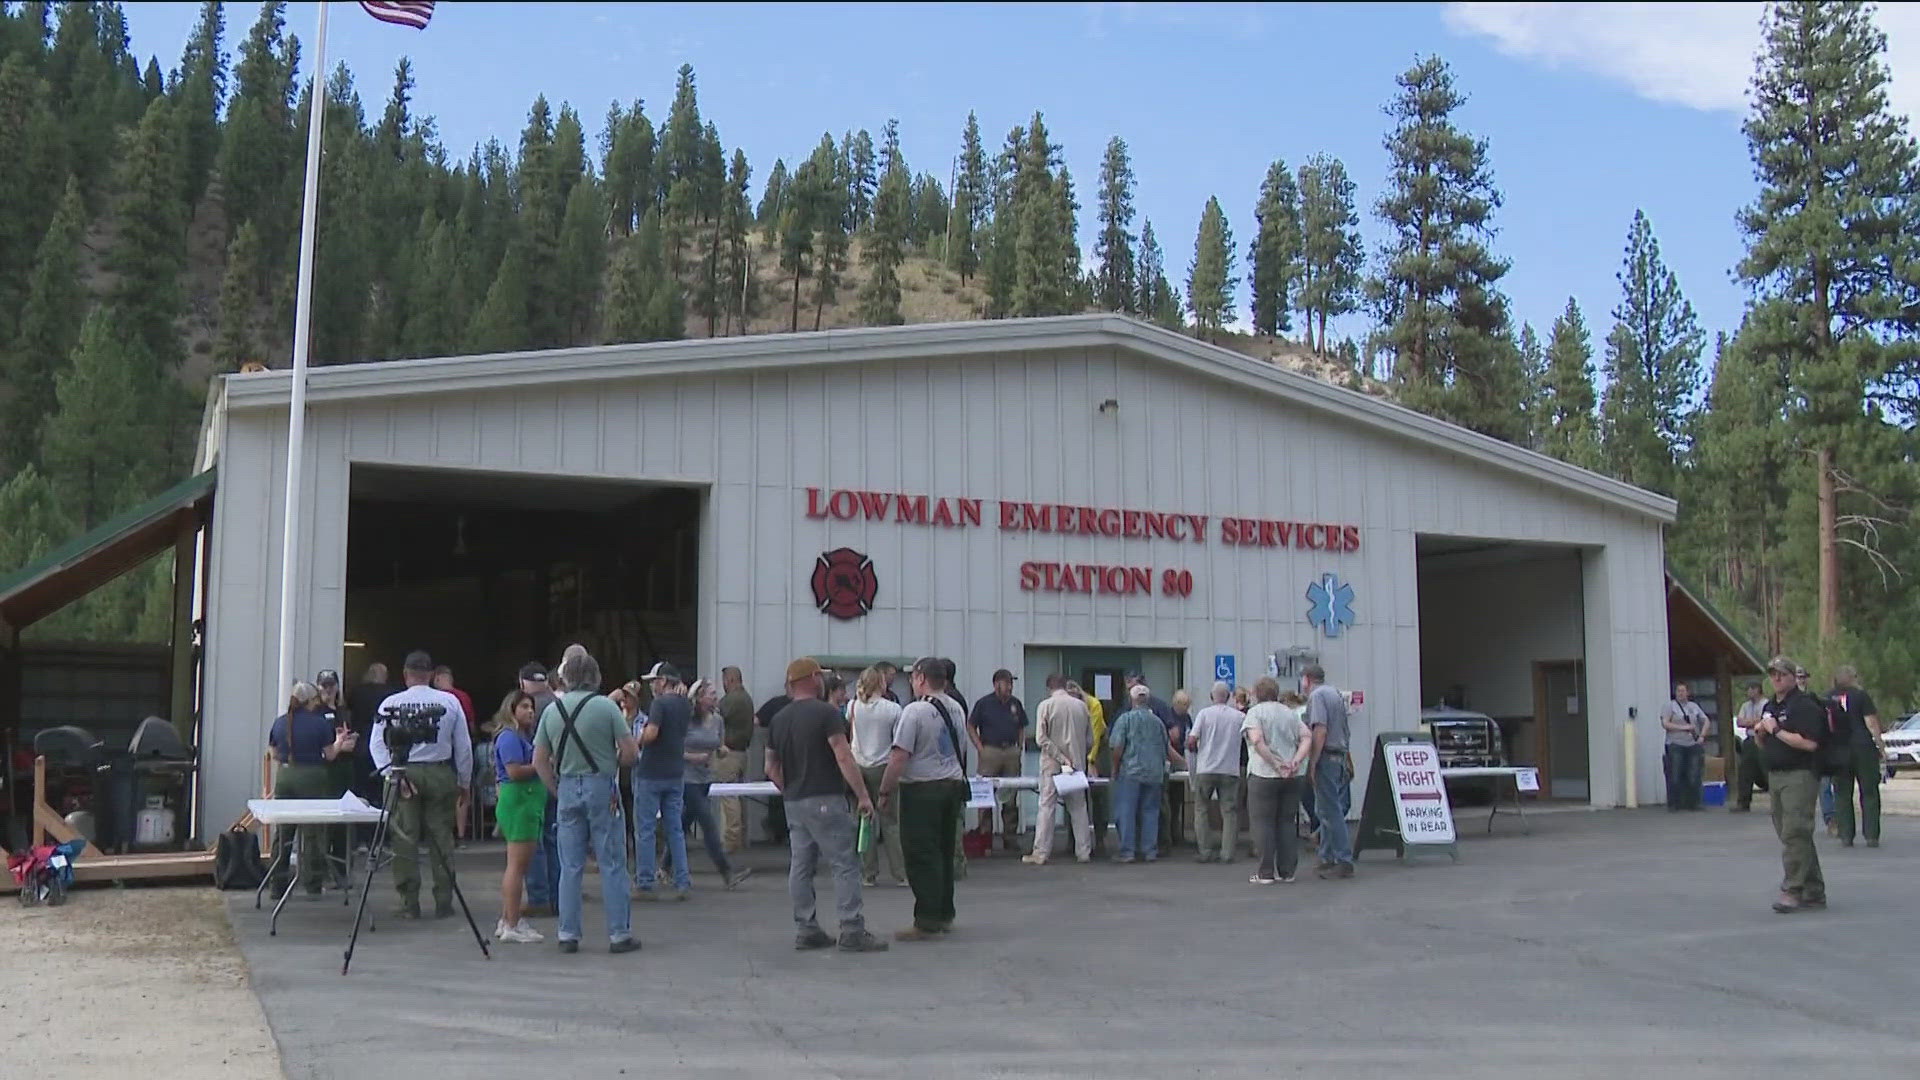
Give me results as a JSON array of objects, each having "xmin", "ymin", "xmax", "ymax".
[{"xmin": 0, "ymin": 884, "xmax": 281, "ymax": 1080}]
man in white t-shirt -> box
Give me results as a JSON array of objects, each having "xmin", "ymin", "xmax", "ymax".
[
  {"xmin": 1731, "ymin": 681, "xmax": 1769, "ymax": 812},
  {"xmin": 1185, "ymin": 682, "xmax": 1246, "ymax": 864},
  {"xmin": 879, "ymin": 657, "xmax": 968, "ymax": 942}
]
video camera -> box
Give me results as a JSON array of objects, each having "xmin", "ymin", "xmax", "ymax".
[{"xmin": 379, "ymin": 702, "xmax": 445, "ymax": 766}]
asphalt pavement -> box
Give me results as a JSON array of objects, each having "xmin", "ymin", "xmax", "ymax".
[{"xmin": 227, "ymin": 805, "xmax": 1918, "ymax": 1080}]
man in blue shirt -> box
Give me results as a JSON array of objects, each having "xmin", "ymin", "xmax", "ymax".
[
  {"xmin": 1108, "ymin": 684, "xmax": 1186, "ymax": 863},
  {"xmin": 634, "ymin": 661, "xmax": 693, "ymax": 901}
]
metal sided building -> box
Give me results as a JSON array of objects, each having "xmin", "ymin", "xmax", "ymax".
[{"xmin": 192, "ymin": 314, "xmax": 1677, "ymax": 826}]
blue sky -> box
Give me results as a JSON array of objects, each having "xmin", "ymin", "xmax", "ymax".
[{"xmin": 116, "ymin": 2, "xmax": 1920, "ymax": 356}]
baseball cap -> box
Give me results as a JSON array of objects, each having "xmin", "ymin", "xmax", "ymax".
[
  {"xmin": 1766, "ymin": 655, "xmax": 1798, "ymax": 677},
  {"xmin": 315, "ymin": 668, "xmax": 340, "ymax": 688},
  {"xmin": 785, "ymin": 657, "xmax": 823, "ymax": 684},
  {"xmin": 992, "ymin": 668, "xmax": 1017, "ymax": 683},
  {"xmin": 403, "ymin": 650, "xmax": 433, "ymax": 674},
  {"xmin": 644, "ymin": 661, "xmax": 681, "ymax": 682},
  {"xmin": 518, "ymin": 661, "xmax": 548, "ymax": 684},
  {"xmin": 1129, "ymin": 683, "xmax": 1151, "ymax": 700}
]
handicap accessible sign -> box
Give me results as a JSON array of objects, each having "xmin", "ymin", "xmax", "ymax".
[{"xmin": 1214, "ymin": 654, "xmax": 1236, "ymax": 687}]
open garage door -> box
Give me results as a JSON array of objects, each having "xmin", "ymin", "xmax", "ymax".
[
  {"xmin": 1416, "ymin": 536, "xmax": 1589, "ymax": 799},
  {"xmin": 345, "ymin": 465, "xmax": 702, "ymax": 699}
]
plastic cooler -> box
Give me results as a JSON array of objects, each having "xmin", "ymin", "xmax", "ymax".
[{"xmin": 1701, "ymin": 781, "xmax": 1727, "ymax": 807}]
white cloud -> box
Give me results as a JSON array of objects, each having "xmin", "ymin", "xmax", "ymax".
[{"xmin": 1443, "ymin": 2, "xmax": 1920, "ymax": 120}]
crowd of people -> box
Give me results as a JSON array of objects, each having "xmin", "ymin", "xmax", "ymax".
[{"xmin": 265, "ymin": 644, "xmax": 1368, "ymax": 954}]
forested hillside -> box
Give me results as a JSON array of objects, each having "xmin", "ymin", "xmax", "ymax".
[{"xmin": 2, "ymin": 2, "xmax": 1917, "ymax": 708}]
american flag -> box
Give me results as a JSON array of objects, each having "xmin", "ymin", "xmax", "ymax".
[{"xmin": 359, "ymin": 2, "xmax": 435, "ymax": 29}]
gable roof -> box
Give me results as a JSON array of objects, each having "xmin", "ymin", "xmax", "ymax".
[
  {"xmin": 0, "ymin": 468, "xmax": 215, "ymax": 634},
  {"xmin": 213, "ymin": 314, "xmax": 1676, "ymax": 523}
]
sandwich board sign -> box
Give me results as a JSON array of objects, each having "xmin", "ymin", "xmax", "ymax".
[{"xmin": 1355, "ymin": 732, "xmax": 1458, "ymax": 861}]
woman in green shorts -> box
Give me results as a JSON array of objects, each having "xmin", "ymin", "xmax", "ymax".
[{"xmin": 490, "ymin": 690, "xmax": 545, "ymax": 943}]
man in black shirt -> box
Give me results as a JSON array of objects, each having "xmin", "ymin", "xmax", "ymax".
[
  {"xmin": 1754, "ymin": 656, "xmax": 1827, "ymax": 913},
  {"xmin": 1828, "ymin": 665, "xmax": 1886, "ymax": 848},
  {"xmin": 968, "ymin": 669, "xmax": 1029, "ymax": 850},
  {"xmin": 756, "ymin": 689, "xmax": 793, "ymax": 843},
  {"xmin": 765, "ymin": 657, "xmax": 885, "ymax": 953}
]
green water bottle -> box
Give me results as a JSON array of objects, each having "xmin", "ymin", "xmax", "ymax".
[{"xmin": 857, "ymin": 810, "xmax": 874, "ymax": 854}]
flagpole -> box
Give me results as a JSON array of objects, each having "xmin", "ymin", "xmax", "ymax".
[{"xmin": 274, "ymin": 0, "xmax": 330, "ymax": 711}]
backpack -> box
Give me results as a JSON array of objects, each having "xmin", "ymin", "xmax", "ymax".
[
  {"xmin": 213, "ymin": 828, "xmax": 266, "ymax": 890},
  {"xmin": 1818, "ymin": 692, "xmax": 1854, "ymax": 776}
]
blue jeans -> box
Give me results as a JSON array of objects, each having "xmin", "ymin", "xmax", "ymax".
[
  {"xmin": 1664, "ymin": 744, "xmax": 1705, "ymax": 810},
  {"xmin": 1819, "ymin": 777, "xmax": 1835, "ymax": 825},
  {"xmin": 525, "ymin": 794, "xmax": 560, "ymax": 906},
  {"xmin": 557, "ymin": 774, "xmax": 631, "ymax": 944},
  {"xmin": 678, "ymin": 782, "xmax": 731, "ymax": 875},
  {"xmin": 1313, "ymin": 752, "xmax": 1353, "ymax": 866},
  {"xmin": 632, "ymin": 776, "xmax": 689, "ymax": 892},
  {"xmin": 1112, "ymin": 777, "xmax": 1162, "ymax": 859}
]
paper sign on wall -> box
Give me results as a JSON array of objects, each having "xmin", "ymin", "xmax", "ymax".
[
  {"xmin": 1384, "ymin": 741, "xmax": 1457, "ymax": 845},
  {"xmin": 1516, "ymin": 768, "xmax": 1540, "ymax": 793},
  {"xmin": 1093, "ymin": 674, "xmax": 1113, "ymax": 702}
]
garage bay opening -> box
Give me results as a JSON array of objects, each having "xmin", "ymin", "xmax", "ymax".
[
  {"xmin": 1415, "ymin": 537, "xmax": 1589, "ymax": 800},
  {"xmin": 345, "ymin": 466, "xmax": 701, "ymax": 695}
]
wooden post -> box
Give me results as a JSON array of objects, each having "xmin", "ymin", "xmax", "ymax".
[{"xmin": 168, "ymin": 514, "xmax": 198, "ymax": 746}]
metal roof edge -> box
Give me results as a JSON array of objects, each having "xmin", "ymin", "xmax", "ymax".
[{"xmin": 211, "ymin": 314, "xmax": 1675, "ymax": 524}]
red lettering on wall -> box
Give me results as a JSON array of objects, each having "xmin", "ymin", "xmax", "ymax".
[
  {"xmin": 1097, "ymin": 508, "xmax": 1122, "ymax": 536},
  {"xmin": 1019, "ymin": 562, "xmax": 1041, "ymax": 590},
  {"xmin": 1122, "ymin": 510, "xmax": 1142, "ymax": 538},
  {"xmin": 999, "ymin": 501, "xmax": 1020, "ymax": 529},
  {"xmin": 896, "ymin": 494, "xmax": 928, "ymax": 524},
  {"xmin": 932, "ymin": 499, "xmax": 956, "ymax": 527},
  {"xmin": 1343, "ymin": 525, "xmax": 1362, "ymax": 552},
  {"xmin": 1022, "ymin": 503, "xmax": 1049, "ymax": 531},
  {"xmin": 857, "ymin": 490, "xmax": 892, "ymax": 520},
  {"xmin": 806, "ymin": 487, "xmax": 828, "ymax": 519},
  {"xmin": 829, "ymin": 490, "xmax": 858, "ymax": 519},
  {"xmin": 1186, "ymin": 515, "xmax": 1208, "ymax": 543},
  {"xmin": 1301, "ymin": 523, "xmax": 1320, "ymax": 549},
  {"xmin": 958, "ymin": 498, "xmax": 982, "ymax": 527}
]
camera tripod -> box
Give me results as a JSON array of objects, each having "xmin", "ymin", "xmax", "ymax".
[{"xmin": 342, "ymin": 763, "xmax": 491, "ymax": 974}]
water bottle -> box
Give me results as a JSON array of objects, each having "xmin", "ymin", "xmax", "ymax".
[{"xmin": 857, "ymin": 811, "xmax": 874, "ymax": 854}]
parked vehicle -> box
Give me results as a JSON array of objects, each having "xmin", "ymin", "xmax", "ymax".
[
  {"xmin": 1419, "ymin": 706, "xmax": 1507, "ymax": 769},
  {"xmin": 1884, "ymin": 714, "xmax": 1920, "ymax": 772}
]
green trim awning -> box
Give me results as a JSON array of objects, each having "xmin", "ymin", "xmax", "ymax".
[
  {"xmin": 1666, "ymin": 564, "xmax": 1767, "ymax": 677},
  {"xmin": 0, "ymin": 468, "xmax": 216, "ymax": 634}
]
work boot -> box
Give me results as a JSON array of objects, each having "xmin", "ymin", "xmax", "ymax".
[
  {"xmin": 723, "ymin": 868, "xmax": 754, "ymax": 890},
  {"xmin": 894, "ymin": 926, "xmax": 941, "ymax": 942},
  {"xmin": 608, "ymin": 937, "xmax": 641, "ymax": 955},
  {"xmin": 434, "ymin": 899, "xmax": 455, "ymax": 919},
  {"xmin": 394, "ymin": 900, "xmax": 422, "ymax": 920},
  {"xmin": 557, "ymin": 939, "xmax": 580, "ymax": 953},
  {"xmin": 794, "ymin": 927, "xmax": 833, "ymax": 950},
  {"xmin": 838, "ymin": 929, "xmax": 889, "ymax": 952}
]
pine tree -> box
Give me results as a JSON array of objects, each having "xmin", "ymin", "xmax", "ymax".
[
  {"xmin": 1094, "ymin": 136, "xmax": 1137, "ymax": 313},
  {"xmin": 809, "ymin": 135, "xmax": 849, "ymax": 331},
  {"xmin": 1598, "ymin": 210, "xmax": 1703, "ymax": 495},
  {"xmin": 306, "ymin": 67, "xmax": 375, "ymax": 363},
  {"xmin": 467, "ymin": 241, "xmax": 532, "ymax": 354},
  {"xmin": 907, "ymin": 172, "xmax": 949, "ymax": 251},
  {"xmin": 0, "ymin": 465, "xmax": 72, "ymax": 581},
  {"xmin": 213, "ymin": 218, "xmax": 262, "ymax": 370},
  {"xmin": 1296, "ymin": 154, "xmax": 1362, "ymax": 355},
  {"xmin": 1540, "ymin": 297, "xmax": 1601, "ymax": 468},
  {"xmin": 1248, "ymin": 160, "xmax": 1302, "ymax": 337},
  {"xmin": 401, "ymin": 213, "xmax": 465, "ymax": 357},
  {"xmin": 1136, "ymin": 218, "xmax": 1181, "ymax": 330},
  {"xmin": 604, "ymin": 207, "xmax": 683, "ymax": 343},
  {"xmin": 219, "ymin": 0, "xmax": 299, "ymax": 265},
  {"xmin": 720, "ymin": 148, "xmax": 755, "ymax": 333},
  {"xmin": 558, "ymin": 176, "xmax": 606, "ymax": 344},
  {"xmin": 951, "ymin": 111, "xmax": 987, "ymax": 281},
  {"xmin": 779, "ymin": 152, "xmax": 820, "ymax": 331},
  {"xmin": 1011, "ymin": 113, "xmax": 1073, "ymax": 317},
  {"xmin": 1369, "ymin": 55, "xmax": 1523, "ymax": 441},
  {"xmin": 846, "ymin": 127, "xmax": 876, "ymax": 229},
  {"xmin": 757, "ymin": 158, "xmax": 788, "ymax": 236},
  {"xmin": 603, "ymin": 100, "xmax": 655, "ymax": 237},
  {"xmin": 38, "ymin": 309, "xmax": 164, "ymax": 529},
  {"xmin": 1, "ymin": 177, "xmax": 86, "ymax": 474},
  {"xmin": 107, "ymin": 94, "xmax": 188, "ymax": 374},
  {"xmin": 981, "ymin": 124, "xmax": 1024, "ymax": 317},
  {"xmin": 1516, "ymin": 322, "xmax": 1545, "ymax": 450},
  {"xmin": 1737, "ymin": 0, "xmax": 1920, "ymax": 642},
  {"xmin": 0, "ymin": 53, "xmax": 68, "ymax": 336},
  {"xmin": 173, "ymin": 0, "xmax": 224, "ymax": 206},
  {"xmin": 860, "ymin": 153, "xmax": 909, "ymax": 325},
  {"xmin": 1186, "ymin": 196, "xmax": 1235, "ymax": 340}
]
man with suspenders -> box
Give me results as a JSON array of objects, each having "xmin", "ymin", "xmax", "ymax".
[{"xmin": 533, "ymin": 647, "xmax": 640, "ymax": 954}]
